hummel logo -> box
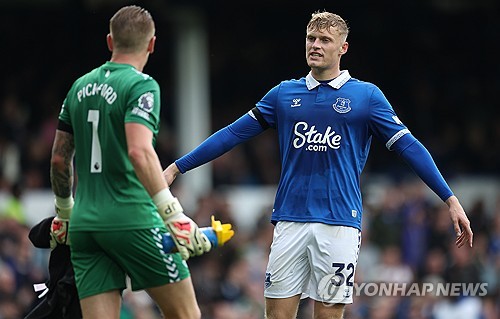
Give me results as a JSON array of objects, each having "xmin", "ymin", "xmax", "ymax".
[{"xmin": 291, "ymin": 98, "xmax": 301, "ymax": 107}]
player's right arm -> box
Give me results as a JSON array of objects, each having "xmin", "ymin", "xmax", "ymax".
[
  {"xmin": 125, "ymin": 122, "xmax": 166, "ymax": 196},
  {"xmin": 125, "ymin": 122, "xmax": 211, "ymax": 260},
  {"xmin": 165, "ymin": 85, "xmax": 279, "ymax": 181},
  {"xmin": 164, "ymin": 112, "xmax": 266, "ymax": 185},
  {"xmin": 49, "ymin": 128, "xmax": 75, "ymax": 246},
  {"xmin": 163, "ymin": 162, "xmax": 181, "ymax": 187},
  {"xmin": 50, "ymin": 129, "xmax": 75, "ymax": 200}
]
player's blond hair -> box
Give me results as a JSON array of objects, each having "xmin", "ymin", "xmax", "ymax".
[
  {"xmin": 110, "ymin": 5, "xmax": 155, "ymax": 53},
  {"xmin": 307, "ymin": 11, "xmax": 349, "ymax": 40}
]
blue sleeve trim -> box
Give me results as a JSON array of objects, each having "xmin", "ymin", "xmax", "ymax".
[
  {"xmin": 386, "ymin": 129, "xmax": 410, "ymax": 150},
  {"xmin": 399, "ymin": 139, "xmax": 453, "ymax": 201},
  {"xmin": 175, "ymin": 114, "xmax": 264, "ymax": 173}
]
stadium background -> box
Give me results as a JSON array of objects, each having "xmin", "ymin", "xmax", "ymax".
[{"xmin": 0, "ymin": 0, "xmax": 498, "ymax": 318}]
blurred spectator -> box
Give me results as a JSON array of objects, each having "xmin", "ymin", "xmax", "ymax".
[
  {"xmin": 430, "ymin": 242, "xmax": 483, "ymax": 319},
  {"xmin": 400, "ymin": 180, "xmax": 432, "ymax": 272},
  {"xmin": 419, "ymin": 248, "xmax": 447, "ymax": 287},
  {"xmin": 467, "ymin": 199, "xmax": 491, "ymax": 237},
  {"xmin": 0, "ymin": 95, "xmax": 29, "ymax": 150},
  {"xmin": 372, "ymin": 245, "xmax": 414, "ymax": 285},
  {"xmin": 354, "ymin": 218, "xmax": 381, "ymax": 284},
  {"xmin": 445, "ymin": 243, "xmax": 481, "ymax": 294},
  {"xmin": 0, "ymin": 134, "xmax": 21, "ymax": 190},
  {"xmin": 427, "ymin": 205, "xmax": 455, "ymax": 253},
  {"xmin": 0, "ymin": 182, "xmax": 27, "ymax": 225},
  {"xmin": 405, "ymin": 296, "xmax": 433, "ymax": 319},
  {"xmin": 369, "ymin": 185, "xmax": 404, "ymax": 249},
  {"xmin": 472, "ymin": 233, "xmax": 498, "ymax": 294},
  {"xmin": 0, "ymin": 218, "xmax": 39, "ymax": 318},
  {"xmin": 431, "ymin": 296, "xmax": 482, "ymax": 319},
  {"xmin": 367, "ymin": 296, "xmax": 399, "ymax": 319}
]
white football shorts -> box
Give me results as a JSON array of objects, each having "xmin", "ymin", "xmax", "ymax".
[{"xmin": 264, "ymin": 222, "xmax": 361, "ymax": 304}]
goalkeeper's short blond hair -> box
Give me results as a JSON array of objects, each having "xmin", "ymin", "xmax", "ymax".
[{"xmin": 109, "ymin": 5, "xmax": 155, "ymax": 54}]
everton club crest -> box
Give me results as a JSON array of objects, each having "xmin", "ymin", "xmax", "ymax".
[{"xmin": 332, "ymin": 97, "xmax": 351, "ymax": 114}]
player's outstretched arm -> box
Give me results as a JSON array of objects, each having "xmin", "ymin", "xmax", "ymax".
[
  {"xmin": 395, "ymin": 138, "xmax": 473, "ymax": 248},
  {"xmin": 446, "ymin": 195, "xmax": 473, "ymax": 248},
  {"xmin": 166, "ymin": 113, "xmax": 267, "ymax": 179}
]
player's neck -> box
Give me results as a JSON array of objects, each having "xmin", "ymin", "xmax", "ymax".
[
  {"xmin": 311, "ymin": 68, "xmax": 341, "ymax": 81},
  {"xmin": 110, "ymin": 53, "xmax": 147, "ymax": 72}
]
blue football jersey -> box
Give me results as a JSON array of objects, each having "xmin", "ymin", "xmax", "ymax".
[{"xmin": 256, "ymin": 71, "xmax": 410, "ymax": 230}]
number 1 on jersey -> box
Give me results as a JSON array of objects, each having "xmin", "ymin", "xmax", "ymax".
[{"xmin": 87, "ymin": 110, "xmax": 102, "ymax": 173}]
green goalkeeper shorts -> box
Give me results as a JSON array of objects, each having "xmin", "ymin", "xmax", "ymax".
[{"xmin": 70, "ymin": 227, "xmax": 190, "ymax": 299}]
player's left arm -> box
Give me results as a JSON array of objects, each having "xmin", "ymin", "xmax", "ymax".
[
  {"xmin": 369, "ymin": 86, "xmax": 473, "ymax": 248},
  {"xmin": 393, "ymin": 136, "xmax": 473, "ymax": 248}
]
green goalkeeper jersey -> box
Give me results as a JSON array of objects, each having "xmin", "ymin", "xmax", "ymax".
[{"xmin": 59, "ymin": 61, "xmax": 164, "ymax": 231}]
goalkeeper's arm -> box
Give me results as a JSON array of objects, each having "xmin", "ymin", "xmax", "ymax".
[
  {"xmin": 125, "ymin": 123, "xmax": 211, "ymax": 259},
  {"xmin": 50, "ymin": 128, "xmax": 76, "ymax": 247},
  {"xmin": 153, "ymin": 189, "xmax": 211, "ymax": 259}
]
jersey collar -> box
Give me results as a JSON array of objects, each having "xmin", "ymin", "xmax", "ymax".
[{"xmin": 305, "ymin": 70, "xmax": 351, "ymax": 90}]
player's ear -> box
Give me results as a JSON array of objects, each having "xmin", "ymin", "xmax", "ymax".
[
  {"xmin": 106, "ymin": 34, "xmax": 113, "ymax": 52},
  {"xmin": 339, "ymin": 41, "xmax": 348, "ymax": 55},
  {"xmin": 148, "ymin": 36, "xmax": 156, "ymax": 54}
]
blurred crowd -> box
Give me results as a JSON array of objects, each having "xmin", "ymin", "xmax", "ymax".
[
  {"xmin": 1, "ymin": 72, "xmax": 498, "ymax": 318},
  {"xmin": 1, "ymin": 176, "xmax": 499, "ymax": 318}
]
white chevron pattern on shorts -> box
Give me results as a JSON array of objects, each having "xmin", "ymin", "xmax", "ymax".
[{"xmin": 150, "ymin": 228, "xmax": 181, "ymax": 282}]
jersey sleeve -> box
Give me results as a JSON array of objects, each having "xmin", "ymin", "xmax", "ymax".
[
  {"xmin": 255, "ymin": 84, "xmax": 280, "ymax": 128},
  {"xmin": 58, "ymin": 80, "xmax": 80, "ymax": 128},
  {"xmin": 398, "ymin": 139, "xmax": 453, "ymax": 201},
  {"xmin": 58, "ymin": 98, "xmax": 71, "ymax": 127},
  {"xmin": 368, "ymin": 85, "xmax": 411, "ymax": 151},
  {"xmin": 124, "ymin": 78, "xmax": 161, "ymax": 136},
  {"xmin": 176, "ymin": 113, "xmax": 264, "ymax": 173}
]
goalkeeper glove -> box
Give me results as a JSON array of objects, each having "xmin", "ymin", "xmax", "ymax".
[
  {"xmin": 153, "ymin": 189, "xmax": 211, "ymax": 260},
  {"xmin": 50, "ymin": 216, "xmax": 69, "ymax": 249},
  {"xmin": 50, "ymin": 196, "xmax": 73, "ymax": 249}
]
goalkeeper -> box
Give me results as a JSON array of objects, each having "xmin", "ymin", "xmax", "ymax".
[{"xmin": 48, "ymin": 5, "xmax": 210, "ymax": 319}]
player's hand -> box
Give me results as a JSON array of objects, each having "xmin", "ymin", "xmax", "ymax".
[
  {"xmin": 50, "ymin": 196, "xmax": 74, "ymax": 249},
  {"xmin": 155, "ymin": 194, "xmax": 211, "ymax": 260},
  {"xmin": 163, "ymin": 163, "xmax": 181, "ymax": 186},
  {"xmin": 446, "ymin": 196, "xmax": 473, "ymax": 248},
  {"xmin": 164, "ymin": 212, "xmax": 212, "ymax": 260},
  {"xmin": 50, "ymin": 216, "xmax": 70, "ymax": 249}
]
